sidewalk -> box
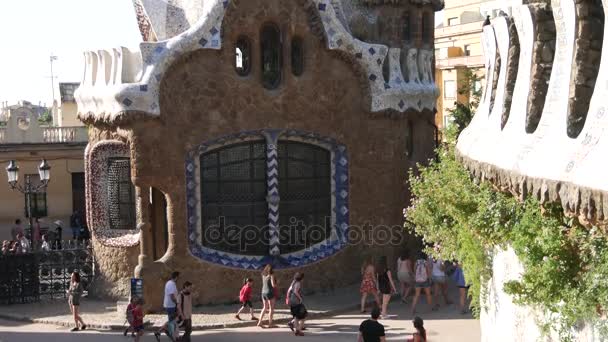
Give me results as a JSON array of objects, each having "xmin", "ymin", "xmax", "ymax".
[{"xmin": 0, "ymin": 285, "xmax": 362, "ymax": 331}]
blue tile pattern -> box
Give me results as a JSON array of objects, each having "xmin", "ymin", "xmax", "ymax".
[{"xmin": 186, "ymin": 129, "xmax": 349, "ymax": 270}]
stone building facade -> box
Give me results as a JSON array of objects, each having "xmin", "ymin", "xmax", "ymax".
[{"xmin": 76, "ymin": 0, "xmax": 443, "ymax": 308}]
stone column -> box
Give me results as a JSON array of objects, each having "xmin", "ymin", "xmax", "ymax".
[{"xmin": 135, "ymin": 185, "xmax": 153, "ymax": 270}]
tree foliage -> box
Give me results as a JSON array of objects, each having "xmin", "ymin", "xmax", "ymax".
[{"xmin": 405, "ymin": 68, "xmax": 608, "ymax": 340}]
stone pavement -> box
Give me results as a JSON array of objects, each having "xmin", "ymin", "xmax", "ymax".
[
  {"xmin": 0, "ymin": 302, "xmax": 479, "ymax": 341},
  {"xmin": 0, "ymin": 285, "xmax": 364, "ymax": 330}
]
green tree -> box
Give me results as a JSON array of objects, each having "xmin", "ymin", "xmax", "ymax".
[
  {"xmin": 38, "ymin": 110, "xmax": 52, "ymax": 125},
  {"xmin": 444, "ymin": 69, "xmax": 482, "ymax": 142}
]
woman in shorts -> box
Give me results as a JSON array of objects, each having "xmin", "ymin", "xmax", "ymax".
[
  {"xmin": 67, "ymin": 271, "xmax": 87, "ymax": 331},
  {"xmin": 410, "ymin": 253, "xmax": 433, "ymax": 315},
  {"xmin": 257, "ymin": 264, "xmax": 277, "ymax": 328},
  {"xmin": 397, "ymin": 251, "xmax": 414, "ymax": 303}
]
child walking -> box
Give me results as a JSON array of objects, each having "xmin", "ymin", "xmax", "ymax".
[
  {"xmin": 236, "ymin": 278, "xmax": 257, "ymax": 321},
  {"xmin": 178, "ymin": 281, "xmax": 193, "ymax": 342},
  {"xmin": 132, "ymin": 299, "xmax": 145, "ymax": 342},
  {"xmin": 124, "ymin": 297, "xmax": 137, "ymax": 337}
]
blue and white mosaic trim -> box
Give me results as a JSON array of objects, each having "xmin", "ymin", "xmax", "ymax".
[
  {"xmin": 185, "ymin": 129, "xmax": 349, "ymax": 270},
  {"xmin": 76, "ymin": 0, "xmax": 438, "ymax": 123}
]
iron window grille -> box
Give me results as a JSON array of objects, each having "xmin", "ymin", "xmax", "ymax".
[
  {"xmin": 107, "ymin": 158, "xmax": 136, "ymax": 230},
  {"xmin": 199, "ymin": 140, "xmax": 332, "ymax": 256}
]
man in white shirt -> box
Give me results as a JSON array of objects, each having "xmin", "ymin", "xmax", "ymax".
[{"xmin": 154, "ymin": 271, "xmax": 180, "ymax": 341}]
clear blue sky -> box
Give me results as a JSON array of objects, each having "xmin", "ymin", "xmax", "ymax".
[
  {"xmin": 0, "ymin": 0, "xmax": 142, "ymax": 107},
  {"xmin": 0, "ymin": 1, "xmax": 443, "ymax": 107}
]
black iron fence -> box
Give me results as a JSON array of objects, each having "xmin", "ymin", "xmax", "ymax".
[{"xmin": 0, "ymin": 240, "xmax": 95, "ymax": 304}]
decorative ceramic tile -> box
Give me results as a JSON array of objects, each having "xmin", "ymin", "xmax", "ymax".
[
  {"xmin": 86, "ymin": 140, "xmax": 140, "ymax": 247},
  {"xmin": 76, "ymin": 0, "xmax": 439, "ymax": 124},
  {"xmin": 186, "ymin": 129, "xmax": 349, "ymax": 269}
]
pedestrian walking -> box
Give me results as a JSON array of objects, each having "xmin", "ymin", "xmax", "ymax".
[
  {"xmin": 287, "ymin": 272, "xmax": 307, "ymax": 336},
  {"xmin": 452, "ymin": 261, "xmax": 470, "ymax": 314},
  {"xmin": 397, "ymin": 251, "xmax": 414, "ymax": 303},
  {"xmin": 10, "ymin": 219, "xmax": 23, "ymax": 241},
  {"xmin": 132, "ymin": 298, "xmax": 145, "ymax": 342},
  {"xmin": 357, "ymin": 307, "xmax": 385, "ymax": 342},
  {"xmin": 54, "ymin": 221, "xmax": 63, "ymax": 249},
  {"xmin": 155, "ymin": 271, "xmax": 180, "ymax": 341},
  {"xmin": 41, "ymin": 234, "xmax": 51, "ymax": 251},
  {"xmin": 178, "ymin": 281, "xmax": 193, "ymax": 342},
  {"xmin": 431, "ymin": 255, "xmax": 452, "ymax": 310},
  {"xmin": 360, "ymin": 258, "xmax": 381, "ymax": 313},
  {"xmin": 70, "ymin": 211, "xmax": 81, "ymax": 240},
  {"xmin": 410, "ymin": 252, "xmax": 433, "ymax": 315},
  {"xmin": 377, "ymin": 256, "xmax": 397, "ymax": 318},
  {"xmin": 67, "ymin": 271, "xmax": 87, "ymax": 331},
  {"xmin": 32, "ymin": 218, "xmax": 42, "ymax": 247},
  {"xmin": 17, "ymin": 233, "xmax": 30, "ymax": 253},
  {"xmin": 124, "ymin": 297, "xmax": 137, "ymax": 337},
  {"xmin": 257, "ymin": 264, "xmax": 277, "ymax": 328},
  {"xmin": 236, "ymin": 278, "xmax": 256, "ymax": 321},
  {"xmin": 406, "ymin": 316, "xmax": 427, "ymax": 342}
]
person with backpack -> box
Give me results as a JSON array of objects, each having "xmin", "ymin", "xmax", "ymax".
[
  {"xmin": 410, "ymin": 252, "xmax": 433, "ymax": 315},
  {"xmin": 286, "ymin": 273, "xmax": 307, "ymax": 336},
  {"xmin": 177, "ymin": 281, "xmax": 193, "ymax": 342},
  {"xmin": 431, "ymin": 255, "xmax": 452, "ymax": 310},
  {"xmin": 236, "ymin": 278, "xmax": 257, "ymax": 321},
  {"xmin": 124, "ymin": 297, "xmax": 137, "ymax": 337}
]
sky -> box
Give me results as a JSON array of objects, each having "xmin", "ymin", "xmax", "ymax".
[
  {"xmin": 0, "ymin": 0, "xmax": 142, "ymax": 107},
  {"xmin": 0, "ymin": 1, "xmax": 444, "ymax": 107}
]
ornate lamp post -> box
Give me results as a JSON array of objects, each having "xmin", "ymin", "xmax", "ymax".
[{"xmin": 6, "ymin": 159, "xmax": 51, "ymax": 240}]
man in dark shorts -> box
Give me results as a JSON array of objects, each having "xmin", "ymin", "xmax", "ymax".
[{"xmin": 358, "ymin": 307, "xmax": 386, "ymax": 342}]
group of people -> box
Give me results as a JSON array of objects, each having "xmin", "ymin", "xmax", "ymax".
[
  {"xmin": 360, "ymin": 251, "xmax": 470, "ymax": 318},
  {"xmin": 235, "ymin": 264, "xmax": 308, "ymax": 336},
  {"xmin": 2, "ymin": 212, "xmax": 89, "ymax": 255},
  {"xmin": 358, "ymin": 308, "xmax": 427, "ymax": 342}
]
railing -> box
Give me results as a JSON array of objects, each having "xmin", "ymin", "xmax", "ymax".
[
  {"xmin": 435, "ymin": 21, "xmax": 484, "ymax": 39},
  {"xmin": 0, "ymin": 126, "xmax": 88, "ymax": 144},
  {"xmin": 436, "ymin": 55, "xmax": 485, "ymax": 69},
  {"xmin": 42, "ymin": 126, "xmax": 88, "ymax": 143},
  {"xmin": 0, "ymin": 240, "xmax": 94, "ymax": 304}
]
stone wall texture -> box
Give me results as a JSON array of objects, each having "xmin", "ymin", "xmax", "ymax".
[
  {"xmin": 83, "ymin": 0, "xmax": 436, "ymax": 309},
  {"xmin": 526, "ymin": 3, "xmax": 555, "ymax": 133}
]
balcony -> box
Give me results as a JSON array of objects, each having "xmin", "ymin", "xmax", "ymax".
[
  {"xmin": 435, "ymin": 21, "xmax": 484, "ymax": 39},
  {"xmin": 0, "ymin": 126, "xmax": 88, "ymax": 144},
  {"xmin": 436, "ymin": 55, "xmax": 485, "ymax": 69}
]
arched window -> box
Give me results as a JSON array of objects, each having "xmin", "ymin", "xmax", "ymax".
[
  {"xmin": 291, "ymin": 37, "xmax": 304, "ymax": 77},
  {"xmin": 199, "ymin": 140, "xmax": 332, "ymax": 256},
  {"xmin": 277, "ymin": 141, "xmax": 331, "ymax": 253},
  {"xmin": 422, "ymin": 12, "xmax": 432, "ymax": 43},
  {"xmin": 402, "ymin": 12, "xmax": 411, "ymax": 41},
  {"xmin": 235, "ymin": 37, "xmax": 251, "ymax": 76},
  {"xmin": 200, "ymin": 141, "xmax": 269, "ymax": 255},
  {"xmin": 261, "ymin": 24, "xmax": 282, "ymax": 89},
  {"xmin": 107, "ymin": 157, "xmax": 136, "ymax": 230}
]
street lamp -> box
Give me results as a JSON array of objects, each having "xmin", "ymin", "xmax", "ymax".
[{"xmin": 6, "ymin": 159, "xmax": 51, "ymax": 242}]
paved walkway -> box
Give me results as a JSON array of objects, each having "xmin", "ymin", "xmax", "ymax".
[
  {"xmin": 0, "ymin": 285, "xmax": 363, "ymax": 330},
  {"xmin": 0, "ymin": 303, "xmax": 479, "ymax": 341},
  {"xmin": 0, "ymin": 283, "xmax": 480, "ymax": 341}
]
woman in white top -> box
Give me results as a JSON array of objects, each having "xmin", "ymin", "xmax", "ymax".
[
  {"xmin": 431, "ymin": 257, "xmax": 452, "ymax": 310},
  {"xmin": 396, "ymin": 251, "xmax": 414, "ymax": 303}
]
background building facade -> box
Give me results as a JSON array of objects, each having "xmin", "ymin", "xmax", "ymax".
[
  {"xmin": 434, "ymin": 0, "xmax": 507, "ymax": 133},
  {"xmin": 0, "ymin": 87, "xmax": 86, "ymax": 241}
]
